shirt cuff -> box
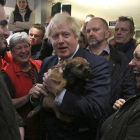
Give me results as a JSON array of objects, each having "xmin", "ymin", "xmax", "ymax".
[
  {"xmin": 54, "ymin": 89, "xmax": 66, "ymax": 106},
  {"xmin": 30, "ymin": 94, "xmax": 34, "ymax": 104}
]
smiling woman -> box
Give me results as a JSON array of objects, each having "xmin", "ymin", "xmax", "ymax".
[
  {"xmin": 2, "ymin": 32, "xmax": 42, "ymax": 140},
  {"xmin": 8, "ymin": 0, "xmax": 35, "ymax": 34}
]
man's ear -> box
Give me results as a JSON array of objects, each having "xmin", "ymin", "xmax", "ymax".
[
  {"xmin": 75, "ymin": 35, "xmax": 79, "ymax": 42},
  {"xmin": 105, "ymin": 30, "xmax": 110, "ymax": 39},
  {"xmin": 131, "ymin": 31, "xmax": 135, "ymax": 38}
]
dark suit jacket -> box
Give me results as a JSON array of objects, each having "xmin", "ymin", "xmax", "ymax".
[
  {"xmin": 0, "ymin": 70, "xmax": 24, "ymax": 140},
  {"xmin": 38, "ymin": 38, "xmax": 53, "ymax": 61},
  {"xmin": 38, "ymin": 47, "xmax": 111, "ymax": 140}
]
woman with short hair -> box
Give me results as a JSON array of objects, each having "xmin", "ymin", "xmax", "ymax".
[{"xmin": 3, "ymin": 32, "xmax": 41, "ymax": 140}]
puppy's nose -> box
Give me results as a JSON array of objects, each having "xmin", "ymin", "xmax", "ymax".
[{"xmin": 84, "ymin": 69, "xmax": 91, "ymax": 76}]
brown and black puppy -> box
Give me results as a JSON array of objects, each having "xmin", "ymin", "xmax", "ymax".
[{"xmin": 27, "ymin": 57, "xmax": 91, "ymax": 122}]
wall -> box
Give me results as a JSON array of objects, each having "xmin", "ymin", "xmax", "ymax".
[
  {"xmin": 34, "ymin": 0, "xmax": 41, "ymax": 23},
  {"xmin": 40, "ymin": 1, "xmax": 52, "ymax": 24}
]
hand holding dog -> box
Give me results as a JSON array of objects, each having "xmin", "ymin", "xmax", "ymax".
[
  {"xmin": 29, "ymin": 83, "xmax": 48, "ymax": 99},
  {"xmin": 43, "ymin": 67, "xmax": 63, "ymax": 96}
]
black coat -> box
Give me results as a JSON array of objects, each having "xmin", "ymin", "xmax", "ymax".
[
  {"xmin": 109, "ymin": 46, "xmax": 136, "ymax": 109},
  {"xmin": 31, "ymin": 43, "xmax": 42, "ymax": 60},
  {"xmin": 0, "ymin": 70, "xmax": 24, "ymax": 140},
  {"xmin": 117, "ymin": 38, "xmax": 136, "ymax": 61},
  {"xmin": 38, "ymin": 38, "xmax": 53, "ymax": 60},
  {"xmin": 102, "ymin": 91, "xmax": 140, "ymax": 140}
]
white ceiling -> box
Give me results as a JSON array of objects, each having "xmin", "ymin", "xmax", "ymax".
[{"xmin": 54, "ymin": 0, "xmax": 140, "ymax": 30}]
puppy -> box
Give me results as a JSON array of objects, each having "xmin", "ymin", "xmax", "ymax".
[{"xmin": 27, "ymin": 57, "xmax": 91, "ymax": 122}]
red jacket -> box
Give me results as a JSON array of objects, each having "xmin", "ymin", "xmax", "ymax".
[
  {"xmin": 0, "ymin": 52, "xmax": 12, "ymax": 69},
  {"xmin": 3, "ymin": 58, "xmax": 42, "ymax": 140},
  {"xmin": 4, "ymin": 58, "xmax": 41, "ymax": 97}
]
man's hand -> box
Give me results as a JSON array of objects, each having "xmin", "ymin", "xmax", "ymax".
[
  {"xmin": 113, "ymin": 98, "xmax": 126, "ymax": 110},
  {"xmin": 19, "ymin": 127, "xmax": 24, "ymax": 140},
  {"xmin": 29, "ymin": 83, "xmax": 48, "ymax": 99},
  {"xmin": 43, "ymin": 68, "xmax": 63, "ymax": 96}
]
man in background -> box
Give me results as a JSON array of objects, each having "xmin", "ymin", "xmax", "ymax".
[
  {"xmin": 114, "ymin": 16, "xmax": 136, "ymax": 61},
  {"xmin": 86, "ymin": 17, "xmax": 136, "ymax": 115},
  {"xmin": 78, "ymin": 32, "xmax": 87, "ymax": 49},
  {"xmin": 85, "ymin": 14, "xmax": 94, "ymax": 22},
  {"xmin": 38, "ymin": 16, "xmax": 54, "ymax": 60},
  {"xmin": 102, "ymin": 44, "xmax": 140, "ymax": 140},
  {"xmin": 29, "ymin": 23, "xmax": 45, "ymax": 59}
]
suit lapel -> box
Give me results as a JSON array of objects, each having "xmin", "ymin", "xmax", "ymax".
[
  {"xmin": 48, "ymin": 55, "xmax": 58, "ymax": 69},
  {"xmin": 73, "ymin": 47, "xmax": 84, "ymax": 58}
]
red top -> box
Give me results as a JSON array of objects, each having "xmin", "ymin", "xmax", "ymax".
[
  {"xmin": 3, "ymin": 58, "xmax": 42, "ymax": 140},
  {"xmin": 0, "ymin": 52, "xmax": 12, "ymax": 69}
]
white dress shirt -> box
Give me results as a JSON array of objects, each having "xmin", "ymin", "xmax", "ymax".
[{"xmin": 54, "ymin": 45, "xmax": 80, "ymax": 106}]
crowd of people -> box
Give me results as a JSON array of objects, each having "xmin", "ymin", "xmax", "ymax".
[{"xmin": 0, "ymin": 0, "xmax": 140, "ymax": 140}]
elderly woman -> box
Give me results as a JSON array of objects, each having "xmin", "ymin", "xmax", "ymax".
[{"xmin": 3, "ymin": 32, "xmax": 41, "ymax": 140}]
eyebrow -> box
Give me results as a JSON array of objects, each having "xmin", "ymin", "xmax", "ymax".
[{"xmin": 0, "ymin": 19, "xmax": 8, "ymax": 26}]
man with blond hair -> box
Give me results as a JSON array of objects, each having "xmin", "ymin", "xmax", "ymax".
[{"xmin": 29, "ymin": 13, "xmax": 111, "ymax": 140}]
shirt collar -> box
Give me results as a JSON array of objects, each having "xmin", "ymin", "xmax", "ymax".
[
  {"xmin": 86, "ymin": 44, "xmax": 110, "ymax": 55},
  {"xmin": 104, "ymin": 44, "xmax": 110, "ymax": 55}
]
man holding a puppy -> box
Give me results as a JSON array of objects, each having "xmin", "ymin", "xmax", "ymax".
[{"xmin": 29, "ymin": 13, "xmax": 111, "ymax": 140}]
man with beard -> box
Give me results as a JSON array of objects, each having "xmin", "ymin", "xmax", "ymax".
[
  {"xmin": 114, "ymin": 16, "xmax": 136, "ymax": 61},
  {"xmin": 0, "ymin": 0, "xmax": 24, "ymax": 139},
  {"xmin": 86, "ymin": 17, "xmax": 136, "ymax": 116},
  {"xmin": 0, "ymin": 2, "xmax": 12, "ymax": 69}
]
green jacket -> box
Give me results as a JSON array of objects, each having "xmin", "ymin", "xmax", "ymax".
[
  {"xmin": 102, "ymin": 91, "xmax": 140, "ymax": 140},
  {"xmin": 0, "ymin": 70, "xmax": 24, "ymax": 140}
]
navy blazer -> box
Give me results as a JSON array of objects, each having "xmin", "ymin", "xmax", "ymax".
[{"xmin": 38, "ymin": 47, "xmax": 111, "ymax": 139}]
